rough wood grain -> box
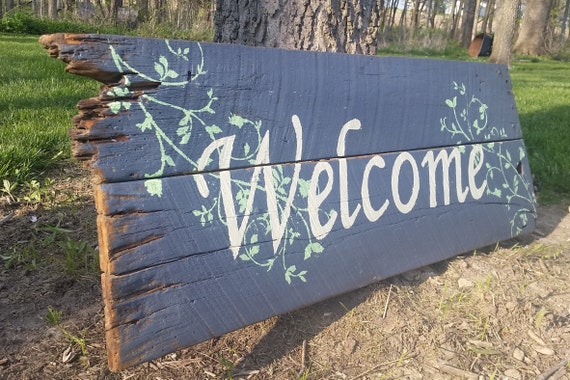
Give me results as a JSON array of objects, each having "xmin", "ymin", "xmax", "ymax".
[{"xmin": 40, "ymin": 33, "xmax": 536, "ymax": 371}]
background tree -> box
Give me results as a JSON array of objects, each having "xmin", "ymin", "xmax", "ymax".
[
  {"xmin": 480, "ymin": 0, "xmax": 496, "ymax": 33},
  {"xmin": 460, "ymin": 0, "xmax": 478, "ymax": 47},
  {"xmin": 448, "ymin": 0, "xmax": 464, "ymax": 39},
  {"xmin": 48, "ymin": 0, "xmax": 57, "ymax": 18},
  {"xmin": 489, "ymin": 0, "xmax": 521, "ymax": 64},
  {"xmin": 214, "ymin": 0, "xmax": 382, "ymax": 55},
  {"xmin": 562, "ymin": 0, "xmax": 570, "ymax": 37},
  {"xmin": 513, "ymin": 0, "xmax": 551, "ymax": 55}
]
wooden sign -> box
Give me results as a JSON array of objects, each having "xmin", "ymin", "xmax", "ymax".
[{"xmin": 40, "ymin": 33, "xmax": 537, "ymax": 371}]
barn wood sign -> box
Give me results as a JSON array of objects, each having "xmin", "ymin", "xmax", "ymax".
[{"xmin": 40, "ymin": 33, "xmax": 536, "ymax": 370}]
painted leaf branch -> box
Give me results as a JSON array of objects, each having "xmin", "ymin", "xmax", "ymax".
[
  {"xmin": 105, "ymin": 40, "xmax": 322, "ymax": 284},
  {"xmin": 442, "ymin": 82, "xmax": 536, "ymax": 235}
]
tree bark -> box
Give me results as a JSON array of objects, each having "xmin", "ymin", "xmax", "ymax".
[
  {"xmin": 449, "ymin": 0, "xmax": 464, "ymax": 40},
  {"xmin": 214, "ymin": 0, "xmax": 381, "ymax": 55},
  {"xmin": 513, "ymin": 0, "xmax": 550, "ymax": 55},
  {"xmin": 47, "ymin": 0, "xmax": 57, "ymax": 18},
  {"xmin": 562, "ymin": 0, "xmax": 570, "ymax": 37},
  {"xmin": 460, "ymin": 0, "xmax": 478, "ymax": 47},
  {"xmin": 138, "ymin": 0, "xmax": 149, "ymax": 23},
  {"xmin": 481, "ymin": 0, "xmax": 495, "ymax": 33},
  {"xmin": 109, "ymin": 0, "xmax": 122, "ymax": 23},
  {"xmin": 489, "ymin": 0, "xmax": 521, "ymax": 65},
  {"xmin": 5, "ymin": 0, "xmax": 15, "ymax": 14}
]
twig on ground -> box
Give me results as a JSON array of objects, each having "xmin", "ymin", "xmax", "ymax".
[
  {"xmin": 297, "ymin": 339, "xmax": 307, "ymax": 377},
  {"xmin": 0, "ymin": 211, "xmax": 14, "ymax": 225},
  {"xmin": 537, "ymin": 356, "xmax": 570, "ymax": 380},
  {"xmin": 350, "ymin": 358, "xmax": 402, "ymax": 380},
  {"xmin": 437, "ymin": 361, "xmax": 478, "ymax": 379},
  {"xmin": 383, "ymin": 284, "xmax": 393, "ymax": 319}
]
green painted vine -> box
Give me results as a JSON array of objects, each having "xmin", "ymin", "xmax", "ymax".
[
  {"xmin": 106, "ymin": 40, "xmax": 321, "ymax": 284},
  {"xmin": 441, "ymin": 81, "xmax": 536, "ymax": 235}
]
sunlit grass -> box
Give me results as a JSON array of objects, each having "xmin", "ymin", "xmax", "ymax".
[
  {"xmin": 510, "ymin": 59, "xmax": 570, "ymax": 199},
  {"xmin": 0, "ymin": 34, "xmax": 98, "ymax": 183}
]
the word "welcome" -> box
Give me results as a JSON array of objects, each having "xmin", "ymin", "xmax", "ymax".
[{"xmin": 195, "ymin": 115, "xmax": 488, "ymax": 258}]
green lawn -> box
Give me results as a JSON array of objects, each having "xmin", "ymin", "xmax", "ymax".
[
  {"xmin": 1, "ymin": 34, "xmax": 569, "ymax": 201},
  {"xmin": 510, "ymin": 59, "xmax": 570, "ymax": 199},
  {"xmin": 0, "ymin": 34, "xmax": 98, "ymax": 184}
]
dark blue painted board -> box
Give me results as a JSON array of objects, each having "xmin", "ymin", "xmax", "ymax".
[
  {"xmin": 44, "ymin": 33, "xmax": 521, "ymax": 183},
  {"xmin": 40, "ymin": 33, "xmax": 536, "ymax": 370}
]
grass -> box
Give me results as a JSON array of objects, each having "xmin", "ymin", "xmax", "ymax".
[
  {"xmin": 0, "ymin": 34, "xmax": 98, "ymax": 186},
  {"xmin": 510, "ymin": 58, "xmax": 570, "ymax": 201}
]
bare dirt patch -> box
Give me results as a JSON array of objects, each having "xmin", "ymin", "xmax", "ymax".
[{"xmin": 1, "ymin": 164, "xmax": 569, "ymax": 380}]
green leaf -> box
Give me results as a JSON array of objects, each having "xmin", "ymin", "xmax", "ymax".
[
  {"xmin": 250, "ymin": 234, "xmax": 258, "ymax": 244},
  {"xmin": 207, "ymin": 88, "xmax": 214, "ymax": 98},
  {"xmin": 445, "ymin": 96, "xmax": 457, "ymax": 108},
  {"xmin": 249, "ymin": 245, "xmax": 259, "ymax": 256},
  {"xmin": 144, "ymin": 179, "xmax": 163, "ymax": 197},
  {"xmin": 177, "ymin": 126, "xmax": 189, "ymax": 136},
  {"xmin": 243, "ymin": 143, "xmax": 250, "ymax": 156},
  {"xmin": 304, "ymin": 242, "xmax": 324, "ymax": 260},
  {"xmin": 228, "ymin": 114, "xmax": 246, "ymax": 128},
  {"xmin": 298, "ymin": 178, "xmax": 310, "ymax": 198},
  {"xmin": 239, "ymin": 254, "xmax": 250, "ymax": 261},
  {"xmin": 206, "ymin": 125, "xmax": 222, "ymax": 137},
  {"xmin": 180, "ymin": 134, "xmax": 191, "ymax": 145},
  {"xmin": 108, "ymin": 101, "xmax": 122, "ymax": 114},
  {"xmin": 178, "ymin": 115, "xmax": 190, "ymax": 126},
  {"xmin": 266, "ymin": 258, "xmax": 275, "ymax": 271},
  {"xmin": 164, "ymin": 155, "xmax": 175, "ymax": 166},
  {"xmin": 137, "ymin": 118, "xmax": 152, "ymax": 132},
  {"xmin": 166, "ymin": 69, "xmax": 179, "ymax": 79},
  {"xmin": 154, "ymin": 61, "xmax": 165, "ymax": 78}
]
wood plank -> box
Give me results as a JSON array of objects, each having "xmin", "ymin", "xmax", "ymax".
[
  {"xmin": 41, "ymin": 33, "xmax": 521, "ymax": 183},
  {"xmin": 39, "ymin": 33, "xmax": 537, "ymax": 371}
]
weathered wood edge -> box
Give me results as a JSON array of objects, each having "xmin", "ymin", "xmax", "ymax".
[{"xmin": 39, "ymin": 33, "xmax": 123, "ymax": 83}]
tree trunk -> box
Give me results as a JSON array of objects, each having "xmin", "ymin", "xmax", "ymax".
[
  {"xmin": 562, "ymin": 0, "xmax": 570, "ymax": 37},
  {"xmin": 560, "ymin": 0, "xmax": 570, "ymax": 39},
  {"xmin": 47, "ymin": 0, "xmax": 58, "ymax": 18},
  {"xmin": 214, "ymin": 0, "xmax": 381, "ymax": 55},
  {"xmin": 5, "ymin": 0, "xmax": 15, "ymax": 13},
  {"xmin": 481, "ymin": 0, "xmax": 495, "ymax": 33},
  {"xmin": 138, "ymin": 0, "xmax": 149, "ymax": 23},
  {"xmin": 513, "ymin": 0, "xmax": 550, "ymax": 55},
  {"xmin": 151, "ymin": 0, "xmax": 165, "ymax": 23},
  {"xmin": 429, "ymin": 0, "xmax": 441, "ymax": 28},
  {"xmin": 399, "ymin": 0, "xmax": 408, "ymax": 30},
  {"xmin": 109, "ymin": 0, "xmax": 122, "ymax": 23},
  {"xmin": 411, "ymin": 0, "xmax": 422, "ymax": 32},
  {"xmin": 489, "ymin": 0, "xmax": 521, "ymax": 65},
  {"xmin": 449, "ymin": 0, "xmax": 464, "ymax": 39},
  {"xmin": 460, "ymin": 0, "xmax": 477, "ymax": 47}
]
